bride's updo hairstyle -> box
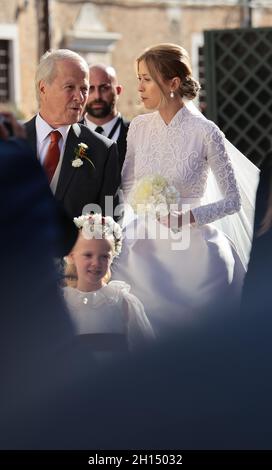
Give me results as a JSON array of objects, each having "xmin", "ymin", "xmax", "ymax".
[{"xmin": 136, "ymin": 43, "xmax": 200, "ymax": 101}]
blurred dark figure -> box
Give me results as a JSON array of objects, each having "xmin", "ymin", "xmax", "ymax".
[
  {"xmin": 239, "ymin": 152, "xmax": 272, "ymax": 428},
  {"xmin": 0, "ymin": 112, "xmax": 81, "ymax": 448},
  {"xmin": 24, "ymin": 306, "xmax": 272, "ymax": 451},
  {"xmin": 241, "ymin": 153, "xmax": 272, "ymax": 315}
]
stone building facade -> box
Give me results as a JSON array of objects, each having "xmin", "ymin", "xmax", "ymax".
[{"xmin": 1, "ymin": 0, "xmax": 272, "ymax": 119}]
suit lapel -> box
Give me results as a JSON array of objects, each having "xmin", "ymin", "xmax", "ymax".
[
  {"xmin": 118, "ymin": 118, "xmax": 129, "ymax": 143},
  {"xmin": 55, "ymin": 124, "xmax": 81, "ymax": 201},
  {"xmin": 24, "ymin": 117, "xmax": 37, "ymax": 154}
]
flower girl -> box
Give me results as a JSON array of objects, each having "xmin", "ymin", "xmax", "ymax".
[{"xmin": 63, "ymin": 213, "xmax": 154, "ymax": 354}]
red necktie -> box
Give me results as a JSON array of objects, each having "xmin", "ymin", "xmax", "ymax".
[{"xmin": 44, "ymin": 130, "xmax": 61, "ymax": 183}]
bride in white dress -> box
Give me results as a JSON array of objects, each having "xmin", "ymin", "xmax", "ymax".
[{"xmin": 112, "ymin": 43, "xmax": 258, "ymax": 336}]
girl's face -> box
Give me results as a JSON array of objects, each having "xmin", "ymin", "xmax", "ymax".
[
  {"xmin": 71, "ymin": 236, "xmax": 113, "ymax": 291},
  {"xmin": 137, "ymin": 60, "xmax": 163, "ymax": 110}
]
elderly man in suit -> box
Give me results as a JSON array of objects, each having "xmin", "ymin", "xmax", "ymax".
[
  {"xmin": 83, "ymin": 63, "xmax": 129, "ymax": 170},
  {"xmin": 25, "ymin": 49, "xmax": 120, "ymax": 220}
]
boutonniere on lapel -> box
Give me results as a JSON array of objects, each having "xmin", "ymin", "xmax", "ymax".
[{"xmin": 72, "ymin": 143, "xmax": 95, "ymax": 168}]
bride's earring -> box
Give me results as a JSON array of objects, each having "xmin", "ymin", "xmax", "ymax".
[{"xmin": 170, "ymin": 91, "xmax": 174, "ymax": 98}]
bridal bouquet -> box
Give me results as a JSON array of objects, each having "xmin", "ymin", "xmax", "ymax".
[{"xmin": 129, "ymin": 175, "xmax": 180, "ymax": 217}]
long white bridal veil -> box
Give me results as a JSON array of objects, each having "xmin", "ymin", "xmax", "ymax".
[{"xmin": 185, "ymin": 100, "xmax": 260, "ymax": 270}]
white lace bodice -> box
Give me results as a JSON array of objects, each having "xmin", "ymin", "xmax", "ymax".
[{"xmin": 122, "ymin": 106, "xmax": 241, "ymax": 225}]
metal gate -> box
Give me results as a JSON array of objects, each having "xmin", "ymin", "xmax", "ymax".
[{"xmin": 203, "ymin": 27, "xmax": 272, "ymax": 166}]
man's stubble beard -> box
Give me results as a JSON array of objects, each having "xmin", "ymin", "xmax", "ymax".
[{"xmin": 85, "ymin": 99, "xmax": 115, "ymax": 119}]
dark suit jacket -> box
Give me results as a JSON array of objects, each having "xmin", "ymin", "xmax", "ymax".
[
  {"xmin": 116, "ymin": 116, "xmax": 129, "ymax": 170},
  {"xmin": 25, "ymin": 117, "xmax": 121, "ymax": 220},
  {"xmin": 81, "ymin": 115, "xmax": 129, "ymax": 170}
]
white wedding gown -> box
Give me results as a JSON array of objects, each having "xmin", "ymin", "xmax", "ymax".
[{"xmin": 112, "ymin": 105, "xmax": 249, "ymax": 335}]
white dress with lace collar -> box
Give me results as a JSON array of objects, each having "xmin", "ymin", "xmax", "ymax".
[{"xmin": 63, "ymin": 281, "xmax": 154, "ymax": 352}]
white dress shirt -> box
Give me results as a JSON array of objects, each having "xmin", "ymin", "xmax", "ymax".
[{"xmin": 36, "ymin": 114, "xmax": 71, "ymax": 194}]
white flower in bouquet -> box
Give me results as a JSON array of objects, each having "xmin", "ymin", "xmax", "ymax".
[{"xmin": 129, "ymin": 175, "xmax": 180, "ymax": 217}]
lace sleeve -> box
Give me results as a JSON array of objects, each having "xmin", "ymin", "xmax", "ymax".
[
  {"xmin": 121, "ymin": 119, "xmax": 136, "ymax": 201},
  {"xmin": 192, "ymin": 125, "xmax": 242, "ymax": 226}
]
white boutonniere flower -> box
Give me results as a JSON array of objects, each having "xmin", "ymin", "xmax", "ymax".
[
  {"xmin": 72, "ymin": 143, "xmax": 95, "ymax": 169},
  {"xmin": 72, "ymin": 158, "xmax": 83, "ymax": 168}
]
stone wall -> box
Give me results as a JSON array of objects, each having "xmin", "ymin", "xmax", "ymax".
[{"xmin": 1, "ymin": 0, "xmax": 272, "ymax": 119}]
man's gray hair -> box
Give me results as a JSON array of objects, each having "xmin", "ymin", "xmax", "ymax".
[{"xmin": 35, "ymin": 49, "xmax": 89, "ymax": 104}]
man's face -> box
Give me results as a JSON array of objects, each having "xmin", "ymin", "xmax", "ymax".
[
  {"xmin": 39, "ymin": 59, "xmax": 89, "ymax": 127},
  {"xmin": 85, "ymin": 68, "xmax": 120, "ymax": 119}
]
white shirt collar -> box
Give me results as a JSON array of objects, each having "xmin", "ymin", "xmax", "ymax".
[
  {"xmin": 84, "ymin": 113, "xmax": 120, "ymax": 135},
  {"xmin": 36, "ymin": 113, "xmax": 71, "ymax": 143}
]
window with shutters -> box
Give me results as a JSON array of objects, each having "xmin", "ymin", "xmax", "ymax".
[{"xmin": 0, "ymin": 39, "xmax": 10, "ymax": 103}]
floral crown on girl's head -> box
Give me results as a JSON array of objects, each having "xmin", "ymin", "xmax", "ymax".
[{"xmin": 73, "ymin": 213, "xmax": 123, "ymax": 257}]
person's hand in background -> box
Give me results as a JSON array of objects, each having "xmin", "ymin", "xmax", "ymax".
[{"xmin": 0, "ymin": 111, "xmax": 26, "ymax": 140}]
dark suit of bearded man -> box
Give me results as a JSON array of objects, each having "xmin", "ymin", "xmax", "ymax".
[
  {"xmin": 117, "ymin": 117, "xmax": 130, "ymax": 170},
  {"xmin": 25, "ymin": 49, "xmax": 120, "ymax": 222},
  {"xmin": 82, "ymin": 114, "xmax": 129, "ymax": 171}
]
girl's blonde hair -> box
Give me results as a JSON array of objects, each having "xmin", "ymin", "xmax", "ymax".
[{"xmin": 63, "ymin": 261, "xmax": 78, "ymax": 288}]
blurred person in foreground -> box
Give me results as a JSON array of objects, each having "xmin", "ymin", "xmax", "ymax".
[
  {"xmin": 0, "ymin": 112, "xmax": 84, "ymax": 449},
  {"xmin": 241, "ymin": 152, "xmax": 272, "ymax": 323},
  {"xmin": 21, "ymin": 296, "xmax": 272, "ymax": 451}
]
